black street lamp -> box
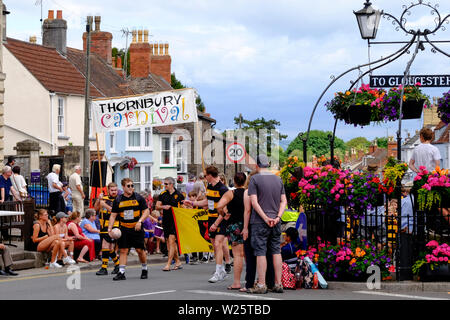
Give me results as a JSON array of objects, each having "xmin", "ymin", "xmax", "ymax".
[{"xmin": 354, "ymin": 1, "xmax": 382, "ymax": 40}]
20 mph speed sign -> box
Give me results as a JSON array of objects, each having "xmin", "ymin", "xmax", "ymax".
[{"xmin": 226, "ymin": 142, "xmax": 246, "ymax": 163}]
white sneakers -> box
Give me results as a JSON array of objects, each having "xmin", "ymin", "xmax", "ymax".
[
  {"xmin": 208, "ymin": 270, "xmax": 227, "ymax": 283},
  {"xmin": 63, "ymin": 256, "xmax": 76, "ymax": 265},
  {"xmin": 49, "ymin": 261, "xmax": 62, "ymax": 268}
]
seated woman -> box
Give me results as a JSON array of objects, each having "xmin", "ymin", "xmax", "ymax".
[
  {"xmin": 281, "ymin": 227, "xmax": 300, "ymax": 272},
  {"xmin": 80, "ymin": 209, "xmax": 101, "ymax": 259},
  {"xmin": 67, "ymin": 211, "xmax": 95, "ymax": 263},
  {"xmin": 31, "ymin": 209, "xmax": 75, "ymax": 268},
  {"xmin": 52, "ymin": 211, "xmax": 75, "ymax": 262}
]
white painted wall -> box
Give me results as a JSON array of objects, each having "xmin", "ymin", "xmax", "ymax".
[{"xmin": 3, "ymin": 46, "xmax": 105, "ymax": 156}]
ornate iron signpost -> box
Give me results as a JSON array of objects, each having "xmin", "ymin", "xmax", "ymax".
[{"xmin": 304, "ymin": 0, "xmax": 450, "ymax": 280}]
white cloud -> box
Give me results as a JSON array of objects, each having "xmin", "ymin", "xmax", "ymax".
[{"xmin": 4, "ymin": 0, "xmax": 450, "ymax": 142}]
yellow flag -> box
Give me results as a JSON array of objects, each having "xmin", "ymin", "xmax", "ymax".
[{"xmin": 172, "ymin": 207, "xmax": 214, "ymax": 254}]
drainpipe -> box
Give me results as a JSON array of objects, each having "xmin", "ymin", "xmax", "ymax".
[{"xmin": 49, "ymin": 92, "xmax": 55, "ymax": 154}]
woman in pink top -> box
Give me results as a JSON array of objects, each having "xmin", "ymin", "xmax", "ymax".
[{"xmin": 67, "ymin": 211, "xmax": 95, "ymax": 262}]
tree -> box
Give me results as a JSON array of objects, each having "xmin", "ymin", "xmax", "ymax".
[
  {"xmin": 233, "ymin": 116, "xmax": 288, "ymax": 140},
  {"xmin": 171, "ymin": 73, "xmax": 205, "ymax": 112},
  {"xmin": 346, "ymin": 137, "xmax": 371, "ymax": 152},
  {"xmin": 286, "ymin": 130, "xmax": 347, "ymax": 162},
  {"xmin": 375, "ymin": 137, "xmax": 388, "ymax": 149},
  {"xmin": 232, "ymin": 116, "xmax": 287, "ymax": 167},
  {"xmin": 112, "ymin": 47, "xmax": 130, "ymax": 76}
]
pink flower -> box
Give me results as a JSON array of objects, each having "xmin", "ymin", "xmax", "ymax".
[
  {"xmin": 415, "ymin": 82, "xmax": 422, "ymax": 86},
  {"xmin": 426, "ymin": 240, "xmax": 439, "ymax": 248}
]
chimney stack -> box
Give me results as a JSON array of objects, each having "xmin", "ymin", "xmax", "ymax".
[
  {"xmin": 129, "ymin": 29, "xmax": 172, "ymax": 82},
  {"xmin": 83, "ymin": 15, "xmax": 113, "ymax": 65},
  {"xmin": 149, "ymin": 41, "xmax": 171, "ymax": 83},
  {"xmin": 129, "ymin": 29, "xmax": 152, "ymax": 78},
  {"xmin": 42, "ymin": 9, "xmax": 67, "ymax": 55},
  {"xmin": 387, "ymin": 136, "xmax": 397, "ymax": 158}
]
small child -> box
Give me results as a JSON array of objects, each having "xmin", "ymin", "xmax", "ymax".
[
  {"xmin": 151, "ymin": 210, "xmax": 165, "ymax": 254},
  {"xmin": 62, "ymin": 182, "xmax": 73, "ymax": 212}
]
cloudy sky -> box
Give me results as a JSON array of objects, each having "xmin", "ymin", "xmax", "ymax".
[{"xmin": 5, "ymin": 0, "xmax": 450, "ymax": 144}]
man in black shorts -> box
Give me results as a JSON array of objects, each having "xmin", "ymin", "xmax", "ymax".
[
  {"xmin": 94, "ymin": 182, "xmax": 120, "ymax": 276},
  {"xmin": 108, "ymin": 178, "xmax": 156, "ymax": 280},
  {"xmin": 156, "ymin": 177, "xmax": 184, "ymax": 271},
  {"xmin": 184, "ymin": 166, "xmax": 229, "ymax": 283}
]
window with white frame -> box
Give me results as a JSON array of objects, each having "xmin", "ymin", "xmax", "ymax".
[
  {"xmin": 126, "ymin": 127, "xmax": 152, "ymax": 151},
  {"xmin": 128, "ymin": 164, "xmax": 152, "ymax": 193},
  {"xmin": 161, "ymin": 135, "xmax": 174, "ymax": 166},
  {"xmin": 176, "ymin": 140, "xmax": 188, "ymax": 173},
  {"xmin": 110, "ymin": 132, "xmax": 117, "ymax": 153},
  {"xmin": 57, "ymin": 96, "xmax": 65, "ymax": 135},
  {"xmin": 129, "ymin": 166, "xmax": 141, "ymax": 193}
]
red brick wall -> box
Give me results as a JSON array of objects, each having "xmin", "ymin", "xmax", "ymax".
[
  {"xmin": 83, "ymin": 31, "xmax": 113, "ymax": 65},
  {"xmin": 150, "ymin": 55, "xmax": 172, "ymax": 83},
  {"xmin": 387, "ymin": 141, "xmax": 397, "ymax": 158},
  {"xmin": 129, "ymin": 42, "xmax": 151, "ymax": 78}
]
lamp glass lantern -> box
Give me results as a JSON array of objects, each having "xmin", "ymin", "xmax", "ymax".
[{"xmin": 354, "ymin": 1, "xmax": 382, "ymax": 40}]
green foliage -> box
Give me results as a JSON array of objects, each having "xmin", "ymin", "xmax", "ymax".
[
  {"xmin": 171, "ymin": 73, "xmax": 205, "ymax": 112},
  {"xmin": 375, "ymin": 137, "xmax": 388, "ymax": 149},
  {"xmin": 233, "ymin": 116, "xmax": 288, "ymax": 140},
  {"xmin": 286, "ymin": 130, "xmax": 346, "ymax": 161},
  {"xmin": 111, "ymin": 47, "xmax": 130, "ymax": 76},
  {"xmin": 171, "ymin": 73, "xmax": 185, "ymax": 90},
  {"xmin": 346, "ymin": 137, "xmax": 370, "ymax": 152}
]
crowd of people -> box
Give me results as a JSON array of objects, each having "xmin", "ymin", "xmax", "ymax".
[{"xmin": 9, "ymin": 154, "xmax": 288, "ymax": 294}]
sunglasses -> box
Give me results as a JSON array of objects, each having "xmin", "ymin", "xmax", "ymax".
[{"xmin": 126, "ymin": 184, "xmax": 135, "ymax": 188}]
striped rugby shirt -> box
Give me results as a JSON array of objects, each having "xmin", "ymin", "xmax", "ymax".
[
  {"xmin": 98, "ymin": 195, "xmax": 120, "ymax": 233},
  {"xmin": 111, "ymin": 192, "xmax": 148, "ymax": 230},
  {"xmin": 206, "ymin": 181, "xmax": 228, "ymax": 218}
]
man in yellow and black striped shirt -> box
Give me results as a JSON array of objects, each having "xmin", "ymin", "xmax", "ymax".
[
  {"xmin": 94, "ymin": 182, "xmax": 120, "ymax": 276},
  {"xmin": 109, "ymin": 178, "xmax": 154, "ymax": 281}
]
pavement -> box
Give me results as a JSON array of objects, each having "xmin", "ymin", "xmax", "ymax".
[{"xmin": 5, "ymin": 240, "xmax": 449, "ymax": 294}]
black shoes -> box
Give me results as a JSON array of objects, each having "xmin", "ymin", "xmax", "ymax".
[
  {"xmin": 225, "ymin": 263, "xmax": 232, "ymax": 274},
  {"xmin": 96, "ymin": 268, "xmax": 108, "ymax": 276},
  {"xmin": 141, "ymin": 269, "xmax": 148, "ymax": 279},
  {"xmin": 112, "ymin": 265, "xmax": 120, "ymax": 275},
  {"xmin": 113, "ymin": 272, "xmax": 126, "ymax": 281},
  {"xmin": 0, "ymin": 268, "xmax": 18, "ymax": 276}
]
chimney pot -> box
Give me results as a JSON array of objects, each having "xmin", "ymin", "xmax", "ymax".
[
  {"xmin": 159, "ymin": 43, "xmax": 163, "ymax": 55},
  {"xmin": 56, "ymin": 10, "xmax": 62, "ymax": 19},
  {"xmin": 144, "ymin": 29, "xmax": 149, "ymax": 43},
  {"xmin": 165, "ymin": 43, "xmax": 169, "ymax": 55},
  {"xmin": 138, "ymin": 29, "xmax": 143, "ymax": 43},
  {"xmin": 132, "ymin": 30, "xmax": 137, "ymax": 43},
  {"xmin": 149, "ymin": 43, "xmax": 154, "ymax": 55},
  {"xmin": 94, "ymin": 16, "xmax": 101, "ymax": 31},
  {"xmin": 48, "ymin": 10, "xmax": 54, "ymax": 20}
]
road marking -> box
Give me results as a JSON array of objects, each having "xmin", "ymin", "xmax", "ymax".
[
  {"xmin": 100, "ymin": 290, "xmax": 176, "ymax": 300},
  {"xmin": 354, "ymin": 291, "xmax": 449, "ymax": 300},
  {"xmin": 186, "ymin": 290, "xmax": 281, "ymax": 300},
  {"xmin": 0, "ymin": 263, "xmax": 167, "ymax": 283}
]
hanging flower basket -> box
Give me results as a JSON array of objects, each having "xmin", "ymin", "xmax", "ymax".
[
  {"xmin": 402, "ymin": 99, "xmax": 425, "ymax": 120},
  {"xmin": 437, "ymin": 90, "xmax": 450, "ymax": 125},
  {"xmin": 326, "ymin": 85, "xmax": 387, "ymax": 127},
  {"xmin": 385, "ymin": 83, "xmax": 431, "ymax": 120},
  {"xmin": 347, "ymin": 104, "xmax": 372, "ymax": 126}
]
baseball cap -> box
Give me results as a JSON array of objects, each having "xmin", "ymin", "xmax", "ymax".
[
  {"xmin": 257, "ymin": 154, "xmax": 270, "ymax": 168},
  {"xmin": 55, "ymin": 212, "xmax": 69, "ymax": 219}
]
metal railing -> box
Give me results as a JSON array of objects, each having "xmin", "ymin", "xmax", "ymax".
[{"xmin": 304, "ymin": 195, "xmax": 450, "ymax": 280}]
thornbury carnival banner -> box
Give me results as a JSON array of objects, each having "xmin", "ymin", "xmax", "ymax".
[
  {"xmin": 172, "ymin": 207, "xmax": 214, "ymax": 254},
  {"xmin": 91, "ymin": 88, "xmax": 198, "ymax": 133}
]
